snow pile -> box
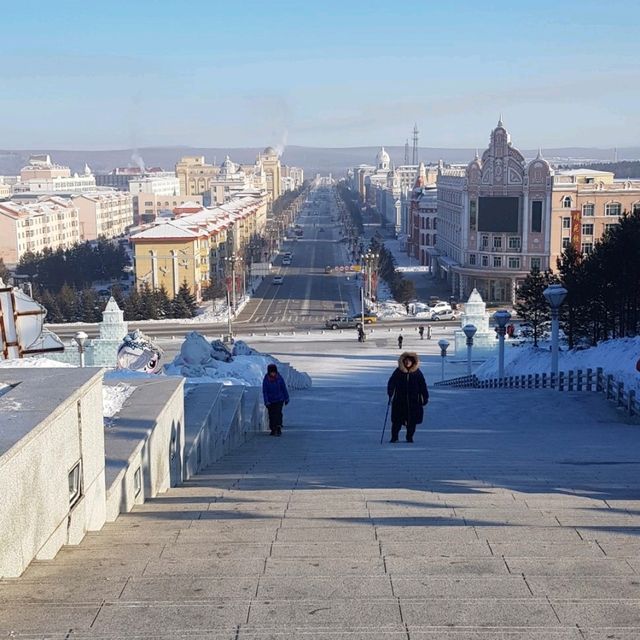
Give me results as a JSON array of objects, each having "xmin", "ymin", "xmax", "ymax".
[
  {"xmin": 0, "ymin": 357, "xmax": 74, "ymax": 368},
  {"xmin": 475, "ymin": 336, "xmax": 640, "ymax": 393},
  {"xmin": 164, "ymin": 332, "xmax": 312, "ymax": 389},
  {"xmin": 103, "ymin": 383, "xmax": 135, "ymax": 418}
]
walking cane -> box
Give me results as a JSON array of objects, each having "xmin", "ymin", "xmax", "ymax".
[{"xmin": 380, "ymin": 395, "xmax": 392, "ymax": 444}]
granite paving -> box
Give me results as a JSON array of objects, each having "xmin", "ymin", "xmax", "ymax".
[{"xmin": 1, "ymin": 370, "xmax": 640, "ymax": 638}]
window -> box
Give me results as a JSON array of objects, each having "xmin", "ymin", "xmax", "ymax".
[
  {"xmin": 604, "ymin": 223, "xmax": 618, "ymax": 233},
  {"xmin": 530, "ymin": 257, "xmax": 541, "ymax": 271},
  {"xmin": 469, "ymin": 253, "xmax": 476, "ymax": 265},
  {"xmin": 508, "ymin": 256, "xmax": 521, "ymax": 269},
  {"xmin": 508, "ymin": 236, "xmax": 521, "ymax": 250},
  {"xmin": 562, "ymin": 217, "xmax": 571, "ymax": 229},
  {"xmin": 562, "ymin": 237, "xmax": 570, "ymax": 249},
  {"xmin": 633, "ymin": 203, "xmax": 640, "ymax": 215},
  {"xmin": 493, "ymin": 236, "xmax": 502, "ymax": 249},
  {"xmin": 469, "ymin": 199, "xmax": 477, "ymax": 231},
  {"xmin": 481, "ymin": 255, "xmax": 489, "ymax": 267},
  {"xmin": 582, "ymin": 203, "xmax": 595, "ymax": 216},
  {"xmin": 562, "ymin": 195, "xmax": 572, "ymax": 208},
  {"xmin": 493, "ymin": 256, "xmax": 502, "ymax": 268},
  {"xmin": 605, "ymin": 202, "xmax": 621, "ymax": 217},
  {"xmin": 582, "ymin": 224, "xmax": 594, "ymax": 236},
  {"xmin": 581, "ymin": 242, "xmax": 593, "ymax": 254},
  {"xmin": 69, "ymin": 461, "xmax": 82, "ymax": 507},
  {"xmin": 481, "ymin": 235, "xmax": 489, "ymax": 249}
]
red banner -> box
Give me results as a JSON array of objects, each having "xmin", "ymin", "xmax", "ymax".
[{"xmin": 571, "ymin": 209, "xmax": 582, "ymax": 250}]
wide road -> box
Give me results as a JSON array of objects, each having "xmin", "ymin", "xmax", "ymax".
[{"xmin": 47, "ymin": 187, "xmax": 459, "ymax": 340}]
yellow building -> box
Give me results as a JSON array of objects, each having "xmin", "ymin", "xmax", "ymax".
[
  {"xmin": 175, "ymin": 156, "xmax": 219, "ymax": 197},
  {"xmin": 260, "ymin": 146, "xmax": 282, "ymax": 203},
  {"xmin": 130, "ymin": 192, "xmax": 268, "ymax": 300}
]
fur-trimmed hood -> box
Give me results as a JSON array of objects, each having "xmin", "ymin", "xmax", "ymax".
[{"xmin": 398, "ymin": 351, "xmax": 420, "ymax": 373}]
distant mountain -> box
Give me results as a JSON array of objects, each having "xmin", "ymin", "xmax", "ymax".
[{"xmin": 1, "ymin": 145, "xmax": 639, "ymax": 178}]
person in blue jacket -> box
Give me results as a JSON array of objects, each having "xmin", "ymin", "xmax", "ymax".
[{"xmin": 262, "ymin": 363, "xmax": 290, "ymax": 436}]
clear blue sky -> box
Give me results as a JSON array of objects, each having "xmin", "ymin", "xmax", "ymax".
[{"xmin": 1, "ymin": 0, "xmax": 638, "ymax": 150}]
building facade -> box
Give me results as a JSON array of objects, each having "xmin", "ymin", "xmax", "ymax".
[
  {"xmin": 72, "ymin": 191, "xmax": 134, "ymax": 241},
  {"xmin": 434, "ymin": 120, "xmax": 554, "ymax": 303},
  {"xmin": 15, "ymin": 155, "xmax": 97, "ymax": 194},
  {"xmin": 175, "ymin": 155, "xmax": 219, "ymax": 197},
  {"xmin": 0, "ymin": 197, "xmax": 80, "ymax": 265},
  {"xmin": 407, "ymin": 163, "xmax": 438, "ymax": 267}
]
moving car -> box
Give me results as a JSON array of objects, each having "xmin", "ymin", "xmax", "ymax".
[
  {"xmin": 324, "ymin": 265, "xmax": 333, "ymax": 273},
  {"xmin": 272, "ymin": 275, "xmax": 284, "ymax": 285},
  {"xmin": 282, "ymin": 257, "xmax": 291, "ymax": 266},
  {"xmin": 324, "ymin": 316, "xmax": 362, "ymax": 330},
  {"xmin": 349, "ymin": 312, "xmax": 377, "ymax": 324}
]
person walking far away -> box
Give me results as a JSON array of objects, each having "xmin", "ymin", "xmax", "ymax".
[
  {"xmin": 397, "ymin": 334, "xmax": 403, "ymax": 349},
  {"xmin": 418, "ymin": 325, "xmax": 425, "ymax": 340},
  {"xmin": 357, "ymin": 325, "xmax": 366, "ymax": 342},
  {"xmin": 427, "ymin": 324, "xmax": 432, "ymax": 340},
  {"xmin": 387, "ymin": 352, "xmax": 429, "ymax": 443},
  {"xmin": 262, "ymin": 363, "xmax": 289, "ymax": 436}
]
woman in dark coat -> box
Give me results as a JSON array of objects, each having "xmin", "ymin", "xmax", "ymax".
[
  {"xmin": 387, "ymin": 351, "xmax": 429, "ymax": 443},
  {"xmin": 262, "ymin": 363, "xmax": 290, "ymax": 436}
]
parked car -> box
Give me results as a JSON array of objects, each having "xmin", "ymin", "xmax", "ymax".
[
  {"xmin": 350, "ymin": 312, "xmax": 377, "ymax": 324},
  {"xmin": 273, "ymin": 275, "xmax": 284, "ymax": 285},
  {"xmin": 324, "ymin": 265, "xmax": 333, "ymax": 273},
  {"xmin": 430, "ymin": 308, "xmax": 456, "ymax": 321},
  {"xmin": 325, "ymin": 316, "xmax": 362, "ymax": 330},
  {"xmin": 429, "ymin": 301, "xmax": 453, "ymax": 313}
]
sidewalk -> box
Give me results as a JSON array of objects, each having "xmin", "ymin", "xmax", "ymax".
[{"xmin": 2, "ymin": 343, "xmax": 640, "ymax": 638}]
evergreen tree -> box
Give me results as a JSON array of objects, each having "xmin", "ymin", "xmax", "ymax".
[
  {"xmin": 514, "ymin": 268, "xmax": 555, "ymax": 347},
  {"xmin": 556, "ymin": 245, "xmax": 589, "ymax": 348},
  {"xmin": 154, "ymin": 285, "xmax": 173, "ymax": 319},
  {"xmin": 57, "ymin": 284, "xmax": 79, "ymax": 322},
  {"xmin": 172, "ymin": 281, "xmax": 198, "ymax": 318},
  {"xmin": 139, "ymin": 282, "xmax": 159, "ymax": 319},
  {"xmin": 0, "ymin": 257, "xmax": 9, "ymax": 282},
  {"xmin": 79, "ymin": 289, "xmax": 102, "ymax": 323},
  {"xmin": 40, "ymin": 289, "xmax": 64, "ymax": 323},
  {"xmin": 123, "ymin": 287, "xmax": 144, "ymax": 321}
]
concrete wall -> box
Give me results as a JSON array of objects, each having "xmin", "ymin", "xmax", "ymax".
[
  {"xmin": 0, "ymin": 369, "xmax": 106, "ymax": 578},
  {"xmin": 103, "ymin": 376, "xmax": 185, "ymax": 522}
]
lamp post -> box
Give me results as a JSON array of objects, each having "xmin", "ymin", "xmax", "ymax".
[
  {"xmin": 225, "ymin": 254, "xmax": 239, "ymax": 313},
  {"xmin": 73, "ymin": 331, "xmax": 88, "ymax": 367},
  {"xmin": 462, "ymin": 324, "xmax": 477, "ymax": 376},
  {"xmin": 543, "ymin": 284, "xmax": 568, "ymax": 381},
  {"xmin": 438, "ymin": 339, "xmax": 449, "ymax": 382},
  {"xmin": 493, "ymin": 310, "xmax": 512, "ymax": 381}
]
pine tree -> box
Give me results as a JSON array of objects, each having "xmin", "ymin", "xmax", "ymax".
[
  {"xmin": 172, "ymin": 281, "xmax": 198, "ymax": 318},
  {"xmin": 79, "ymin": 289, "xmax": 101, "ymax": 323},
  {"xmin": 139, "ymin": 282, "xmax": 159, "ymax": 319},
  {"xmin": 514, "ymin": 268, "xmax": 555, "ymax": 347},
  {"xmin": 123, "ymin": 287, "xmax": 144, "ymax": 321},
  {"xmin": 40, "ymin": 289, "xmax": 64, "ymax": 323},
  {"xmin": 57, "ymin": 284, "xmax": 79, "ymax": 322},
  {"xmin": 155, "ymin": 285, "xmax": 173, "ymax": 319},
  {"xmin": 556, "ymin": 245, "xmax": 588, "ymax": 348},
  {"xmin": 0, "ymin": 257, "xmax": 9, "ymax": 282}
]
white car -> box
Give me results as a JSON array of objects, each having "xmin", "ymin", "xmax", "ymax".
[
  {"xmin": 282, "ymin": 257, "xmax": 291, "ymax": 266},
  {"xmin": 430, "ymin": 308, "xmax": 456, "ymax": 321},
  {"xmin": 273, "ymin": 275, "xmax": 284, "ymax": 285},
  {"xmin": 429, "ymin": 301, "xmax": 452, "ymax": 313}
]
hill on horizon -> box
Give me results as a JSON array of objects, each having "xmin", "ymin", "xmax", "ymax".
[{"xmin": 1, "ymin": 145, "xmax": 638, "ymax": 178}]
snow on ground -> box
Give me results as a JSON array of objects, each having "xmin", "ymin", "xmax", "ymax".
[
  {"xmin": 0, "ymin": 357, "xmax": 74, "ymax": 368},
  {"xmin": 475, "ymin": 336, "xmax": 640, "ymax": 393},
  {"xmin": 103, "ymin": 383, "xmax": 135, "ymax": 418}
]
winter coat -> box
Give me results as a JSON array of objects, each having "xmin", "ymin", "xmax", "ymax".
[
  {"xmin": 387, "ymin": 351, "xmax": 429, "ymax": 426},
  {"xmin": 263, "ymin": 373, "xmax": 290, "ymax": 406}
]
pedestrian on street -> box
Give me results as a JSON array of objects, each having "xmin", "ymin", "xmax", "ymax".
[
  {"xmin": 357, "ymin": 326, "xmax": 366, "ymax": 342},
  {"xmin": 418, "ymin": 325, "xmax": 425, "ymax": 340},
  {"xmin": 387, "ymin": 352, "xmax": 429, "ymax": 443},
  {"xmin": 397, "ymin": 334, "xmax": 403, "ymax": 349},
  {"xmin": 262, "ymin": 363, "xmax": 289, "ymax": 436},
  {"xmin": 427, "ymin": 325, "xmax": 432, "ymax": 340}
]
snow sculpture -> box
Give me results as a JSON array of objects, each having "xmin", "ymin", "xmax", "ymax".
[
  {"xmin": 210, "ymin": 339, "xmax": 233, "ymax": 362},
  {"xmin": 116, "ymin": 330, "xmax": 163, "ymax": 374},
  {"xmin": 232, "ymin": 340, "xmax": 260, "ymax": 356},
  {"xmin": 453, "ymin": 288, "xmax": 498, "ymax": 357}
]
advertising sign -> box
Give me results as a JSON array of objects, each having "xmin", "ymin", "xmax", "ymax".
[{"xmin": 571, "ymin": 209, "xmax": 582, "ymax": 249}]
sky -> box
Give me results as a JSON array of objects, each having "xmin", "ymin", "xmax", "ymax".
[{"xmin": 1, "ymin": 0, "xmax": 639, "ymax": 150}]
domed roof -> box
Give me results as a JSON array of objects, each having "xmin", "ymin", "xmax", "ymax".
[
  {"xmin": 263, "ymin": 146, "xmax": 278, "ymax": 156},
  {"xmin": 377, "ymin": 147, "xmax": 390, "ymax": 165}
]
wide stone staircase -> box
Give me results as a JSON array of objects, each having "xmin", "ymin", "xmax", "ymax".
[{"xmin": 1, "ymin": 384, "xmax": 640, "ymax": 638}]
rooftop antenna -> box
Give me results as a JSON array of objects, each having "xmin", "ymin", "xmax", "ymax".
[
  {"xmin": 404, "ymin": 139, "xmax": 410, "ymax": 165},
  {"xmin": 412, "ymin": 123, "xmax": 419, "ymax": 165},
  {"xmin": 613, "ymin": 147, "xmax": 618, "ymax": 162}
]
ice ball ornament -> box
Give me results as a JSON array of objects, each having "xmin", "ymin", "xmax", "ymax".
[{"xmin": 116, "ymin": 330, "xmax": 163, "ymax": 374}]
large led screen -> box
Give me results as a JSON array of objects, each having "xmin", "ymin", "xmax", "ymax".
[{"xmin": 478, "ymin": 197, "xmax": 519, "ymax": 232}]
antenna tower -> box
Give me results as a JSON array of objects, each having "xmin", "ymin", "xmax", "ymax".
[
  {"xmin": 412, "ymin": 123, "xmax": 419, "ymax": 165},
  {"xmin": 404, "ymin": 139, "xmax": 410, "ymax": 165}
]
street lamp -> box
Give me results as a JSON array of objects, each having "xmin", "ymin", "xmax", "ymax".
[
  {"xmin": 73, "ymin": 331, "xmax": 88, "ymax": 367},
  {"xmin": 462, "ymin": 324, "xmax": 477, "ymax": 376},
  {"xmin": 543, "ymin": 284, "xmax": 568, "ymax": 381},
  {"xmin": 493, "ymin": 310, "xmax": 512, "ymax": 381},
  {"xmin": 438, "ymin": 339, "xmax": 449, "ymax": 382}
]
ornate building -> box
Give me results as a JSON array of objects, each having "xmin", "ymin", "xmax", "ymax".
[{"xmin": 434, "ymin": 119, "xmax": 553, "ymax": 303}]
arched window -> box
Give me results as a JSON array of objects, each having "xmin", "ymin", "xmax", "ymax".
[
  {"xmin": 632, "ymin": 202, "xmax": 640, "ymax": 215},
  {"xmin": 425, "ymin": 218, "xmax": 431, "ymax": 229},
  {"xmin": 562, "ymin": 196, "xmax": 572, "ymax": 208}
]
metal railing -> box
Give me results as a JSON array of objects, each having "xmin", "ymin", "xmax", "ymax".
[{"xmin": 435, "ymin": 367, "xmax": 638, "ymax": 418}]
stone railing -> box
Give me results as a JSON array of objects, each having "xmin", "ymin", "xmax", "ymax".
[{"xmin": 435, "ymin": 367, "xmax": 638, "ymax": 418}]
